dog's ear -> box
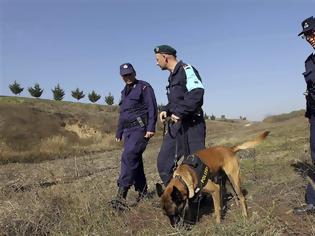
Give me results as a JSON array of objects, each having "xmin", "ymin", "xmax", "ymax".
[
  {"xmin": 156, "ymin": 183, "xmax": 164, "ymax": 197},
  {"xmin": 171, "ymin": 186, "xmax": 183, "ymax": 205}
]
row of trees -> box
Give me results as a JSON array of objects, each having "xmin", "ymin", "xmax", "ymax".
[
  {"xmin": 9, "ymin": 81, "xmax": 248, "ymax": 119},
  {"xmin": 8, "ymin": 81, "xmax": 114, "ymax": 105},
  {"xmin": 207, "ymin": 114, "xmax": 246, "ymax": 120}
]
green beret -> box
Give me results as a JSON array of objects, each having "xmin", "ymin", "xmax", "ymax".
[{"xmin": 154, "ymin": 45, "xmax": 177, "ymax": 56}]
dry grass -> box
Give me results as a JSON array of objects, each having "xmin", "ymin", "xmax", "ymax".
[
  {"xmin": 1, "ymin": 96, "xmax": 315, "ymax": 235},
  {"xmin": 0, "ymin": 96, "xmax": 121, "ymax": 163}
]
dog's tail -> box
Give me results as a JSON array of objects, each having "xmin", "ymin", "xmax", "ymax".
[{"xmin": 231, "ymin": 131, "xmax": 270, "ymax": 153}]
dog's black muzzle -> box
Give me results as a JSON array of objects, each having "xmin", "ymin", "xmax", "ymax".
[{"xmin": 169, "ymin": 215, "xmax": 181, "ymax": 227}]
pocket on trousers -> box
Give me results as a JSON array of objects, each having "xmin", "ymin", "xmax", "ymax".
[{"xmin": 133, "ymin": 137, "xmax": 149, "ymax": 154}]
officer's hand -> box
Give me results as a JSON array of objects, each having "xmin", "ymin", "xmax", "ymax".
[
  {"xmin": 171, "ymin": 114, "xmax": 180, "ymax": 123},
  {"xmin": 144, "ymin": 131, "xmax": 155, "ymax": 139},
  {"xmin": 160, "ymin": 111, "xmax": 167, "ymax": 123},
  {"xmin": 115, "ymin": 138, "xmax": 121, "ymax": 142}
]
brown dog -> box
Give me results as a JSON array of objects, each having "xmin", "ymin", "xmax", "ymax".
[{"xmin": 156, "ymin": 131, "xmax": 269, "ymax": 226}]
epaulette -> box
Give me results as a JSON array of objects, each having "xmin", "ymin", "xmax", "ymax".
[{"xmin": 137, "ymin": 80, "xmax": 151, "ymax": 91}]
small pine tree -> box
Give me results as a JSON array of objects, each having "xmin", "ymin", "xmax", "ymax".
[
  {"xmin": 71, "ymin": 88, "xmax": 85, "ymax": 101},
  {"xmin": 210, "ymin": 114, "xmax": 216, "ymax": 120},
  {"xmin": 52, "ymin": 84, "xmax": 65, "ymax": 101},
  {"xmin": 9, "ymin": 81, "xmax": 24, "ymax": 95},
  {"xmin": 28, "ymin": 83, "xmax": 43, "ymax": 98},
  {"xmin": 221, "ymin": 115, "xmax": 226, "ymax": 120},
  {"xmin": 204, "ymin": 113, "xmax": 209, "ymax": 120},
  {"xmin": 105, "ymin": 92, "xmax": 114, "ymax": 105},
  {"xmin": 88, "ymin": 90, "xmax": 101, "ymax": 103}
]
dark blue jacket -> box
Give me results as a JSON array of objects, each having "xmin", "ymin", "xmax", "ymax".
[
  {"xmin": 304, "ymin": 53, "xmax": 315, "ymax": 118},
  {"xmin": 163, "ymin": 61, "xmax": 204, "ymax": 120},
  {"xmin": 116, "ymin": 79, "xmax": 157, "ymax": 139}
]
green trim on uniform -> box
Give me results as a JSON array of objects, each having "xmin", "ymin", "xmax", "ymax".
[{"xmin": 183, "ymin": 65, "xmax": 204, "ymax": 92}]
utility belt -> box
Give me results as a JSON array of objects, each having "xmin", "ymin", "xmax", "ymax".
[
  {"xmin": 304, "ymin": 87, "xmax": 315, "ymax": 117},
  {"xmin": 123, "ymin": 115, "xmax": 147, "ymax": 129},
  {"xmin": 182, "ymin": 108, "xmax": 204, "ymax": 123}
]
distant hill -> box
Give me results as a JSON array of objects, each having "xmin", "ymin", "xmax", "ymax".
[
  {"xmin": 0, "ymin": 96, "xmax": 120, "ymax": 163},
  {"xmin": 263, "ymin": 110, "xmax": 305, "ymax": 123},
  {"xmin": 0, "ymin": 95, "xmax": 307, "ymax": 164}
]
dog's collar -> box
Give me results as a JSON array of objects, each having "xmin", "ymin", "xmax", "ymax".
[
  {"xmin": 174, "ymin": 175, "xmax": 189, "ymax": 196},
  {"xmin": 173, "ymin": 172, "xmax": 195, "ymax": 198}
]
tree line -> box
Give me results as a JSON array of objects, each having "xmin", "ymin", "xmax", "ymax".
[
  {"xmin": 9, "ymin": 81, "xmax": 248, "ymax": 119},
  {"xmin": 8, "ymin": 81, "xmax": 114, "ymax": 105}
]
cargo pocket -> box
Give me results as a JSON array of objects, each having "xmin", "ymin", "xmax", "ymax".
[{"xmin": 133, "ymin": 136, "xmax": 149, "ymax": 154}]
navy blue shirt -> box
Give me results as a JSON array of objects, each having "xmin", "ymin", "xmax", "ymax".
[
  {"xmin": 304, "ymin": 53, "xmax": 315, "ymax": 118},
  {"xmin": 116, "ymin": 79, "xmax": 157, "ymax": 139},
  {"xmin": 163, "ymin": 60, "xmax": 204, "ymax": 119}
]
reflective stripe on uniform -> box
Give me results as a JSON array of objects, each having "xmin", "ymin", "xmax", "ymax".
[{"xmin": 183, "ymin": 65, "xmax": 204, "ymax": 92}]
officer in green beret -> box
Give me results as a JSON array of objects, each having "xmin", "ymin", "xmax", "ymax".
[{"xmin": 153, "ymin": 44, "xmax": 206, "ymax": 186}]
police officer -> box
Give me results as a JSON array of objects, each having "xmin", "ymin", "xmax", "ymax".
[
  {"xmin": 153, "ymin": 45, "xmax": 206, "ymax": 186},
  {"xmin": 294, "ymin": 16, "xmax": 315, "ymax": 214},
  {"xmin": 112, "ymin": 63, "xmax": 157, "ymax": 206}
]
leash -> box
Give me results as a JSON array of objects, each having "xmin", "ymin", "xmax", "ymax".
[
  {"xmin": 252, "ymin": 149, "xmax": 257, "ymax": 181},
  {"xmin": 163, "ymin": 117, "xmax": 182, "ymax": 172}
]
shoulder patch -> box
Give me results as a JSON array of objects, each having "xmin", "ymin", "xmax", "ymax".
[{"xmin": 183, "ymin": 65, "xmax": 204, "ymax": 92}]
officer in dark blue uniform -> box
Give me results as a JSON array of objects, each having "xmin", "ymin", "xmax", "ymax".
[
  {"xmin": 113, "ymin": 63, "xmax": 157, "ymax": 205},
  {"xmin": 294, "ymin": 16, "xmax": 315, "ymax": 214},
  {"xmin": 153, "ymin": 45, "xmax": 206, "ymax": 186}
]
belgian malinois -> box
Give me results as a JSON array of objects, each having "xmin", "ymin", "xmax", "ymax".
[{"xmin": 156, "ymin": 131, "xmax": 270, "ymax": 226}]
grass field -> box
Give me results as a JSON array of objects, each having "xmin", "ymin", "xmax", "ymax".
[{"xmin": 0, "ymin": 96, "xmax": 314, "ymax": 235}]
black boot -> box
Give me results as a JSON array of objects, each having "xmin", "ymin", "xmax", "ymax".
[
  {"xmin": 117, "ymin": 186, "xmax": 129, "ymax": 199},
  {"xmin": 109, "ymin": 187, "xmax": 129, "ymax": 211}
]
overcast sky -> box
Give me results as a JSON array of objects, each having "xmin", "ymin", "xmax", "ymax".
[{"xmin": 1, "ymin": 0, "xmax": 314, "ymax": 120}]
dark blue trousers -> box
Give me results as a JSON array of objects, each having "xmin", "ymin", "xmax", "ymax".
[
  {"xmin": 157, "ymin": 119, "xmax": 206, "ymax": 185},
  {"xmin": 306, "ymin": 117, "xmax": 315, "ymax": 205},
  {"xmin": 117, "ymin": 127, "xmax": 149, "ymax": 192}
]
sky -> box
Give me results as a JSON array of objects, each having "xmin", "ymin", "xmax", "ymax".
[{"xmin": 0, "ymin": 0, "xmax": 315, "ymax": 121}]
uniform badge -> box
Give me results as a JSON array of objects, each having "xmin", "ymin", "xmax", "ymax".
[
  {"xmin": 123, "ymin": 64, "xmax": 128, "ymax": 68},
  {"xmin": 304, "ymin": 22, "xmax": 309, "ymax": 29},
  {"xmin": 155, "ymin": 47, "xmax": 159, "ymax": 52}
]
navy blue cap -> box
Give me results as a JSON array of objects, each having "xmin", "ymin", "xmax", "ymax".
[
  {"xmin": 120, "ymin": 63, "xmax": 136, "ymax": 76},
  {"xmin": 299, "ymin": 16, "xmax": 315, "ymax": 36}
]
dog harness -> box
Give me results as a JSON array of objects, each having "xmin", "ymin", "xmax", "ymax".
[{"xmin": 173, "ymin": 154, "xmax": 212, "ymax": 199}]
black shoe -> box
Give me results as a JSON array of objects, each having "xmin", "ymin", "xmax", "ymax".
[
  {"xmin": 108, "ymin": 186, "xmax": 130, "ymax": 211},
  {"xmin": 293, "ymin": 204, "xmax": 315, "ymax": 214},
  {"xmin": 117, "ymin": 186, "xmax": 129, "ymax": 199},
  {"xmin": 108, "ymin": 198, "xmax": 130, "ymax": 211}
]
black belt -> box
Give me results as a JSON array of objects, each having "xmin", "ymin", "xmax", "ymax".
[{"xmin": 123, "ymin": 116, "xmax": 147, "ymax": 129}]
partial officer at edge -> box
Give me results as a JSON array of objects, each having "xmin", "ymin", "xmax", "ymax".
[
  {"xmin": 294, "ymin": 16, "xmax": 315, "ymax": 214},
  {"xmin": 111, "ymin": 63, "xmax": 157, "ymax": 208}
]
